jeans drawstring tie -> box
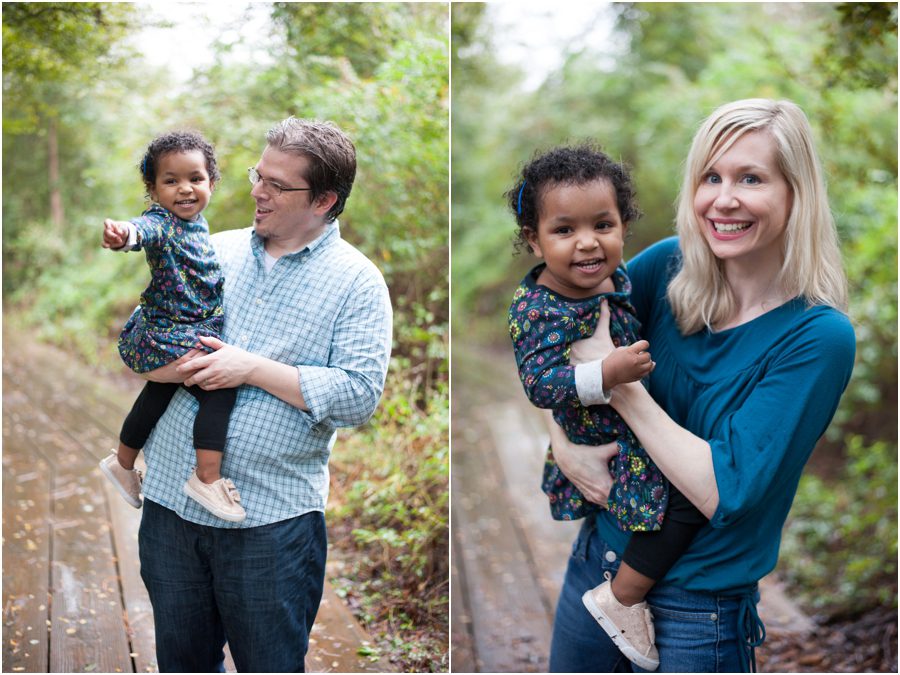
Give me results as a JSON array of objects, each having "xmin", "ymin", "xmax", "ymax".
[{"xmin": 738, "ymin": 593, "xmax": 766, "ymax": 672}]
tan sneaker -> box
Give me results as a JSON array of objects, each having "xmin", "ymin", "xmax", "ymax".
[
  {"xmin": 99, "ymin": 451, "xmax": 143, "ymax": 509},
  {"xmin": 582, "ymin": 572, "xmax": 660, "ymax": 671},
  {"xmin": 183, "ymin": 470, "xmax": 246, "ymax": 522}
]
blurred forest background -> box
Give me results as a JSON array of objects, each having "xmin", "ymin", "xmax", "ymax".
[
  {"xmin": 452, "ymin": 0, "xmax": 897, "ymax": 662},
  {"xmin": 3, "ymin": 2, "xmax": 448, "ymax": 670}
]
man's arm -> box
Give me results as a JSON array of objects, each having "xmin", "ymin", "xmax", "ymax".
[
  {"xmin": 178, "ymin": 276, "xmax": 393, "ymax": 425},
  {"xmin": 295, "ymin": 277, "xmax": 393, "ymax": 426},
  {"xmin": 179, "ymin": 337, "xmax": 307, "ymax": 409}
]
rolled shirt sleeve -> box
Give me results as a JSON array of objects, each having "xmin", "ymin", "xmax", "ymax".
[{"xmin": 298, "ymin": 277, "xmax": 393, "ymax": 427}]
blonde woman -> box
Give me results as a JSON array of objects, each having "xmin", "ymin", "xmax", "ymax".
[{"xmin": 545, "ymin": 99, "xmax": 855, "ymax": 672}]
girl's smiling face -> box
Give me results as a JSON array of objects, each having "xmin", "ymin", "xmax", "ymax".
[
  {"xmin": 526, "ymin": 179, "xmax": 627, "ymax": 299},
  {"xmin": 150, "ymin": 150, "xmax": 214, "ymax": 221}
]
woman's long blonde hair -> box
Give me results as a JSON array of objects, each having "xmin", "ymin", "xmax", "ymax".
[{"xmin": 667, "ymin": 99, "xmax": 848, "ymax": 334}]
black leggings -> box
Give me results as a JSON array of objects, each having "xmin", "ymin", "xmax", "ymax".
[
  {"xmin": 622, "ymin": 483, "xmax": 708, "ymax": 580},
  {"xmin": 120, "ymin": 382, "xmax": 237, "ymax": 452}
]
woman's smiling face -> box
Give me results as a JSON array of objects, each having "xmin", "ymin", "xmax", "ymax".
[{"xmin": 693, "ymin": 130, "xmax": 793, "ymax": 267}]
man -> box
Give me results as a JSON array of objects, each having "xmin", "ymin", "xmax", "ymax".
[{"xmin": 137, "ymin": 118, "xmax": 392, "ymax": 672}]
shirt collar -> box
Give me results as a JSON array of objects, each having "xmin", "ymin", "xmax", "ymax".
[{"xmin": 250, "ymin": 220, "xmax": 340, "ymax": 261}]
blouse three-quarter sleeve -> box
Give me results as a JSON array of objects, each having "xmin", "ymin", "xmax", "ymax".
[{"xmin": 709, "ymin": 308, "xmax": 856, "ymax": 528}]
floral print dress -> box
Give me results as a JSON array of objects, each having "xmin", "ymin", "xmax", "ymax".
[
  {"xmin": 508, "ymin": 264, "xmax": 667, "ymax": 531},
  {"xmin": 118, "ymin": 204, "xmax": 225, "ymax": 374}
]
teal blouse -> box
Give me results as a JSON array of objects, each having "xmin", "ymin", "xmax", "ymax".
[{"xmin": 595, "ymin": 237, "xmax": 856, "ymax": 594}]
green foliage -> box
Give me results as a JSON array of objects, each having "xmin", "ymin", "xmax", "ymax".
[
  {"xmin": 817, "ymin": 2, "xmax": 899, "ymax": 89},
  {"xmin": 779, "ymin": 435, "xmax": 898, "ymax": 615},
  {"xmin": 329, "ymin": 366, "xmax": 448, "ymax": 671},
  {"xmin": 272, "ymin": 2, "xmax": 445, "ymax": 80},
  {"xmin": 829, "ymin": 186, "xmax": 898, "ymax": 443},
  {"xmin": 2, "ymin": 2, "xmax": 136, "ymax": 133}
]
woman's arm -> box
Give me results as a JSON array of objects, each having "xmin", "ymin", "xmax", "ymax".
[
  {"xmin": 611, "ymin": 382, "xmax": 719, "ymax": 518},
  {"xmin": 540, "ymin": 409, "xmax": 619, "ymax": 508},
  {"xmin": 570, "ymin": 301, "xmax": 720, "ymax": 518}
]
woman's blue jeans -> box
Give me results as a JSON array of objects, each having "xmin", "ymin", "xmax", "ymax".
[
  {"xmin": 549, "ymin": 517, "xmax": 759, "ymax": 673},
  {"xmin": 138, "ymin": 499, "xmax": 327, "ymax": 673}
]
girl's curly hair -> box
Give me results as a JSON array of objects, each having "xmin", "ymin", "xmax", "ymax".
[
  {"xmin": 505, "ymin": 142, "xmax": 642, "ymax": 253},
  {"xmin": 139, "ymin": 130, "xmax": 220, "ymax": 195}
]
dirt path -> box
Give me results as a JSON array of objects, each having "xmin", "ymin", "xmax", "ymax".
[
  {"xmin": 2, "ymin": 326, "xmax": 388, "ymax": 673},
  {"xmin": 451, "ymin": 341, "xmax": 819, "ymax": 672}
]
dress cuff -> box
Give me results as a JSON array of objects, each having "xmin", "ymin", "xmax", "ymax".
[
  {"xmin": 112, "ymin": 223, "xmax": 139, "ymax": 251},
  {"xmin": 575, "ymin": 359, "xmax": 612, "ymax": 405}
]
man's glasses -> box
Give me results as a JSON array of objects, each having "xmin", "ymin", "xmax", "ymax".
[{"xmin": 247, "ymin": 167, "xmax": 313, "ymax": 196}]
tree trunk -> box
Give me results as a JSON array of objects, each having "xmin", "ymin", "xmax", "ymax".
[{"xmin": 48, "ymin": 116, "xmax": 63, "ymax": 229}]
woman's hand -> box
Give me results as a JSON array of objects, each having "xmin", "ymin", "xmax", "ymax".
[
  {"xmin": 541, "ymin": 409, "xmax": 617, "ymax": 508},
  {"xmin": 570, "ymin": 299, "xmax": 616, "ymax": 365}
]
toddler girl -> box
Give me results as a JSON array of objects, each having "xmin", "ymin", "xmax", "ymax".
[
  {"xmin": 98, "ymin": 130, "xmax": 245, "ymax": 523},
  {"xmin": 507, "ymin": 144, "xmax": 707, "ymax": 670}
]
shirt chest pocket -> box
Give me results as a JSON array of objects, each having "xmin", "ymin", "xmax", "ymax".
[{"xmin": 264, "ymin": 302, "xmax": 337, "ymax": 365}]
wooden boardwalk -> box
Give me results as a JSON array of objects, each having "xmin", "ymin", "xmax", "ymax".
[
  {"xmin": 451, "ymin": 343, "xmax": 814, "ymax": 672},
  {"xmin": 2, "ymin": 327, "xmax": 388, "ymax": 673}
]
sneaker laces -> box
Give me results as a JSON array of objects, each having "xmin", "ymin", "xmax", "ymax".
[
  {"xmin": 645, "ymin": 607, "xmax": 656, "ymax": 644},
  {"xmin": 221, "ymin": 478, "xmax": 241, "ymax": 502}
]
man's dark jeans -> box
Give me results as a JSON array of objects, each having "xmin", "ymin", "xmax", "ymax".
[{"xmin": 139, "ymin": 499, "xmax": 327, "ymax": 673}]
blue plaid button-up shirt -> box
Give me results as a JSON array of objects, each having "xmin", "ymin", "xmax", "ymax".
[{"xmin": 141, "ymin": 221, "xmax": 393, "ymax": 527}]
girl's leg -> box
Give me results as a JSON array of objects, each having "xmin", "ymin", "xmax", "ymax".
[
  {"xmin": 195, "ymin": 449, "xmax": 223, "ymax": 484},
  {"xmin": 621, "ymin": 484, "xmax": 708, "ymax": 597},
  {"xmin": 116, "ymin": 442, "xmax": 141, "ymax": 470},
  {"xmin": 120, "ymin": 382, "xmax": 181, "ymax": 452},
  {"xmin": 581, "ymin": 487, "xmax": 708, "ymax": 670},
  {"xmin": 104, "ymin": 381, "xmax": 179, "ymax": 508},
  {"xmin": 610, "ymin": 563, "xmax": 656, "ymax": 607},
  {"xmin": 187, "ymin": 387, "xmax": 238, "ymax": 484},
  {"xmin": 182, "ymin": 387, "xmax": 245, "ymax": 522}
]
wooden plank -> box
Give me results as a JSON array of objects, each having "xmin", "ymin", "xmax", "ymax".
[
  {"xmin": 483, "ymin": 400, "xmax": 581, "ymax": 614},
  {"xmin": 450, "ymin": 417, "xmax": 553, "ymax": 672},
  {"xmin": 2, "ymin": 377, "xmax": 134, "ymax": 672},
  {"xmin": 2, "ymin": 388, "xmax": 53, "ymax": 673},
  {"xmin": 449, "ymin": 526, "xmax": 476, "ymax": 673},
  {"xmin": 3, "ymin": 330, "xmax": 142, "ymax": 449},
  {"xmin": 101, "ymin": 467, "xmax": 156, "ymax": 674}
]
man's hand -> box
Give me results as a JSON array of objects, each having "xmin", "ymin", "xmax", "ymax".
[
  {"xmin": 601, "ymin": 340, "xmax": 654, "ymax": 390},
  {"xmin": 178, "ymin": 336, "xmax": 259, "ymax": 390},
  {"xmin": 142, "ymin": 348, "xmax": 206, "ymax": 383},
  {"xmin": 102, "ymin": 219, "xmax": 131, "ymax": 249}
]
